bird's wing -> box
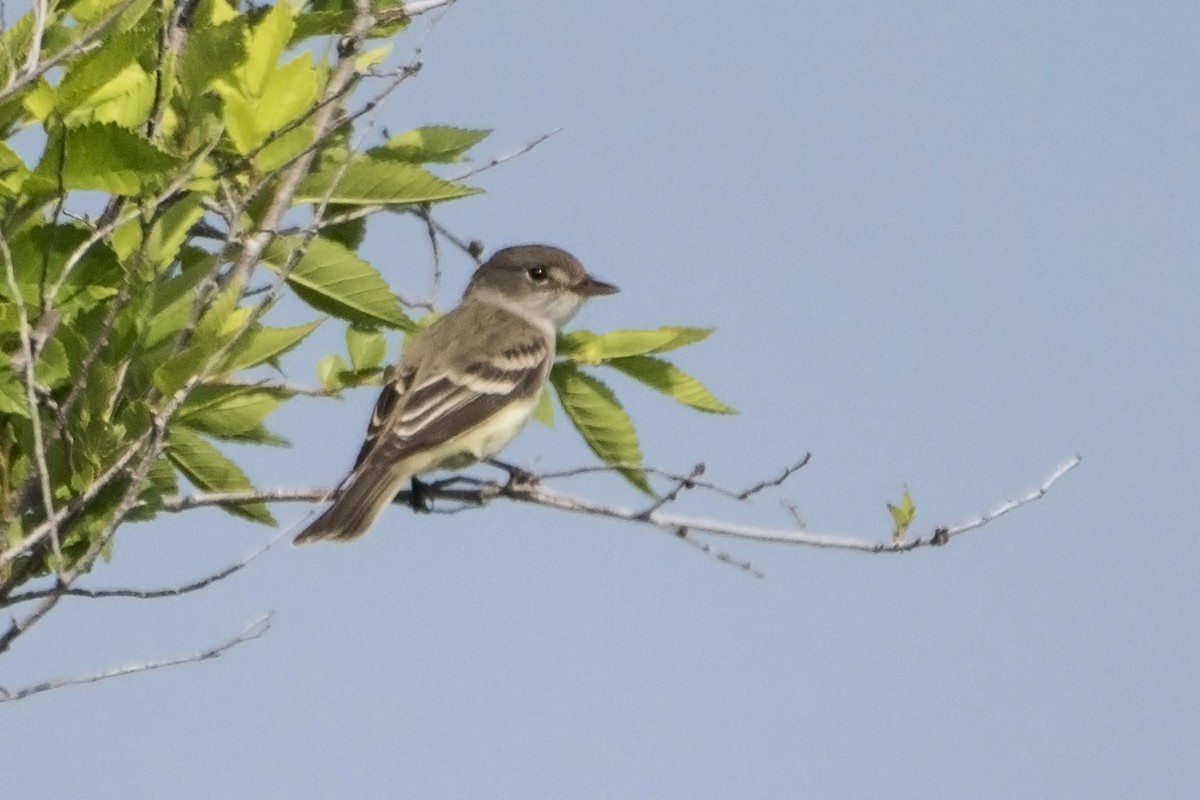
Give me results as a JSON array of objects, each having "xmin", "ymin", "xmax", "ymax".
[{"xmin": 353, "ymin": 303, "xmax": 551, "ymax": 469}]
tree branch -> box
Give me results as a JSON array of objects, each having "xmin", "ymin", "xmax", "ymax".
[
  {"xmin": 157, "ymin": 456, "xmax": 1082, "ymax": 557},
  {"xmin": 0, "ymin": 613, "xmax": 272, "ymax": 703}
]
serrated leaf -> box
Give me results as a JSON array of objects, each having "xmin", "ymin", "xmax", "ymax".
[
  {"xmin": 221, "ymin": 320, "xmax": 321, "ymax": 372},
  {"xmin": 371, "ymin": 126, "xmax": 491, "ymax": 163},
  {"xmin": 177, "ymin": 384, "xmax": 289, "ymax": 440},
  {"xmin": 128, "ymin": 455, "xmax": 181, "ymax": 521},
  {"xmin": 55, "ymin": 22, "xmax": 155, "ymax": 112},
  {"xmin": 240, "ymin": 0, "xmax": 294, "ymax": 97},
  {"xmin": 180, "ymin": 17, "xmax": 246, "ymax": 99},
  {"xmin": 606, "ymin": 355, "xmax": 735, "ymax": 415},
  {"xmin": 1, "ymin": 222, "xmax": 122, "ymax": 312},
  {"xmin": 0, "ymin": 142, "xmax": 31, "ymax": 196},
  {"xmin": 558, "ymin": 326, "xmax": 715, "ymax": 364},
  {"xmin": 34, "ymin": 339, "xmax": 71, "ymax": 390},
  {"xmin": 294, "ymin": 157, "xmax": 481, "ymax": 205},
  {"xmin": 550, "ymin": 362, "xmax": 650, "ymax": 494},
  {"xmin": 217, "ymin": 52, "xmax": 320, "ymax": 156},
  {"xmin": 888, "ymin": 487, "xmax": 917, "ymax": 543},
  {"xmin": 29, "ymin": 123, "xmax": 181, "ymax": 195},
  {"xmin": 0, "ymin": 359, "xmax": 30, "ymax": 417},
  {"xmin": 166, "ymin": 427, "xmax": 274, "ymax": 524},
  {"xmin": 263, "ymin": 236, "xmax": 413, "ymax": 330}
]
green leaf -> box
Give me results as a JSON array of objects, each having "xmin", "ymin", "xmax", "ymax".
[
  {"xmin": 177, "ymin": 384, "xmax": 290, "ymax": 440},
  {"xmin": 531, "ymin": 387, "xmax": 554, "ymax": 428},
  {"xmin": 221, "ymin": 320, "xmax": 322, "ymax": 372},
  {"xmin": 606, "ymin": 355, "xmax": 735, "ymax": 415},
  {"xmin": 180, "ymin": 16, "xmax": 246, "ymax": 99},
  {"xmin": 52, "ymin": 21, "xmax": 156, "ymax": 112},
  {"xmin": 316, "ymin": 353, "xmax": 348, "ymax": 390},
  {"xmin": 295, "ymin": 157, "xmax": 481, "ymax": 205},
  {"xmin": 346, "ymin": 325, "xmax": 387, "ymax": 371},
  {"xmin": 0, "ymin": 142, "xmax": 31, "ymax": 197},
  {"xmin": 263, "ymin": 236, "xmax": 413, "ymax": 330},
  {"xmin": 166, "ymin": 427, "xmax": 275, "ymax": 524},
  {"xmin": 143, "ymin": 194, "xmax": 205, "ymax": 270},
  {"xmin": 143, "ymin": 250, "xmax": 220, "ymax": 349},
  {"xmin": 888, "ymin": 487, "xmax": 917, "ymax": 543},
  {"xmin": 371, "ymin": 126, "xmax": 491, "ymax": 163},
  {"xmin": 0, "ymin": 356, "xmax": 30, "ymax": 417},
  {"xmin": 558, "ymin": 326, "xmax": 715, "ymax": 364},
  {"xmin": 354, "ymin": 44, "xmax": 392, "ymax": 72},
  {"xmin": 128, "ymin": 455, "xmax": 181, "ymax": 521},
  {"xmin": 217, "ymin": 52, "xmax": 320, "ymax": 157},
  {"xmin": 240, "ymin": 0, "xmax": 294, "ymax": 97},
  {"xmin": 550, "ymin": 362, "xmax": 650, "ymax": 494},
  {"xmin": 28, "ymin": 123, "xmax": 181, "ymax": 196},
  {"xmin": 34, "ymin": 338, "xmax": 72, "ymax": 390},
  {"xmin": 318, "ymin": 205, "xmax": 367, "ymax": 250},
  {"xmin": 1, "ymin": 222, "xmax": 122, "ymax": 312}
]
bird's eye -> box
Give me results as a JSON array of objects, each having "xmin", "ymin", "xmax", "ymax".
[{"xmin": 527, "ymin": 266, "xmax": 548, "ymax": 283}]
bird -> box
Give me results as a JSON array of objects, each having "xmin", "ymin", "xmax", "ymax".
[{"xmin": 294, "ymin": 244, "xmax": 618, "ymax": 544}]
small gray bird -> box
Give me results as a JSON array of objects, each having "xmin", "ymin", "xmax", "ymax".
[{"xmin": 295, "ymin": 244, "xmax": 618, "ymax": 544}]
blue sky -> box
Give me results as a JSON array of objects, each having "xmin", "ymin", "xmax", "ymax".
[{"xmin": 6, "ymin": 2, "xmax": 1199, "ymax": 798}]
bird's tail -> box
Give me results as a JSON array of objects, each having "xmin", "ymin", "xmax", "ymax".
[{"xmin": 294, "ymin": 465, "xmax": 409, "ymax": 545}]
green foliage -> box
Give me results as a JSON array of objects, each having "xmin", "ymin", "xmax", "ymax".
[
  {"xmin": 550, "ymin": 363, "xmax": 651, "ymax": 494},
  {"xmin": 888, "ymin": 487, "xmax": 917, "ymax": 543},
  {"xmin": 0, "ymin": 0, "xmax": 729, "ymax": 597},
  {"xmin": 262, "ymin": 236, "xmax": 414, "ymax": 330}
]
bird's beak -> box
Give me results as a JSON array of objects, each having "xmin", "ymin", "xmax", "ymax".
[{"xmin": 575, "ymin": 275, "xmax": 620, "ymax": 297}]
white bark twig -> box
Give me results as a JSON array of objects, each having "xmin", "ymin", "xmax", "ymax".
[
  {"xmin": 0, "ymin": 613, "xmax": 272, "ymax": 703},
  {"xmin": 401, "ymin": 0, "xmax": 458, "ymax": 15},
  {"xmin": 156, "ymin": 456, "xmax": 1082, "ymax": 556}
]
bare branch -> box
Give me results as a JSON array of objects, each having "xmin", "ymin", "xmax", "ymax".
[
  {"xmin": 158, "ymin": 456, "xmax": 1082, "ymax": 557},
  {"xmin": 450, "ymin": 129, "xmax": 562, "ymax": 181},
  {"xmin": 938, "ymin": 455, "xmax": 1082, "ymax": 540},
  {"xmin": 1, "ymin": 531, "xmax": 287, "ymax": 608},
  {"xmin": 0, "ymin": 613, "xmax": 272, "ymax": 703},
  {"xmin": 671, "ymin": 528, "xmax": 764, "ymax": 578},
  {"xmin": 736, "ymin": 453, "xmax": 811, "ymax": 500},
  {"xmin": 636, "ymin": 462, "xmax": 704, "ymax": 519}
]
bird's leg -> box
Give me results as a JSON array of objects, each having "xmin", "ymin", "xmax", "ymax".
[
  {"xmin": 485, "ymin": 458, "xmax": 536, "ymax": 489},
  {"xmin": 407, "ymin": 476, "xmax": 433, "ymax": 513}
]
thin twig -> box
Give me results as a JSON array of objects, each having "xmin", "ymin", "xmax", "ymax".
[
  {"xmin": 450, "ymin": 129, "xmax": 562, "ymax": 181},
  {"xmin": 1, "ymin": 527, "xmax": 289, "ymax": 607},
  {"xmin": 0, "ymin": 613, "xmax": 272, "ymax": 703},
  {"xmin": 736, "ymin": 453, "xmax": 811, "ymax": 500},
  {"xmin": 636, "ymin": 463, "xmax": 704, "ymax": 519},
  {"xmin": 671, "ymin": 528, "xmax": 764, "ymax": 578}
]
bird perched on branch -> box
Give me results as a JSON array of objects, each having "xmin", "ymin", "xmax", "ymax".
[{"xmin": 295, "ymin": 244, "xmax": 618, "ymax": 544}]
